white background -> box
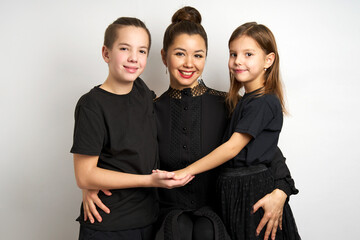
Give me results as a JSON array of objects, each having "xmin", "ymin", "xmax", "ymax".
[{"xmin": 1, "ymin": 0, "xmax": 359, "ymax": 239}]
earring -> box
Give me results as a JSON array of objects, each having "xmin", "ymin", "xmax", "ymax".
[{"xmin": 264, "ymin": 68, "xmax": 267, "ymax": 71}]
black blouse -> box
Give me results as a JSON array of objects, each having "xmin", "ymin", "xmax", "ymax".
[{"xmin": 154, "ymin": 82, "xmax": 228, "ymax": 211}]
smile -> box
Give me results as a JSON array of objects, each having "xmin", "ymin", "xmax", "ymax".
[
  {"xmin": 179, "ymin": 70, "xmax": 195, "ymax": 79},
  {"xmin": 124, "ymin": 66, "xmax": 138, "ymax": 73},
  {"xmin": 234, "ymin": 69, "xmax": 247, "ymax": 74}
]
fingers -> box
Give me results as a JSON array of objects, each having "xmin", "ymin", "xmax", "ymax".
[
  {"xmin": 263, "ymin": 217, "xmax": 274, "ymax": 240},
  {"xmin": 256, "ymin": 212, "xmax": 270, "ymax": 237},
  {"xmin": 83, "ymin": 201, "xmax": 95, "ymax": 223},
  {"xmin": 89, "ymin": 199, "xmax": 103, "ymax": 222},
  {"xmin": 101, "ymin": 189, "xmax": 112, "ymax": 196},
  {"xmin": 279, "ymin": 213, "xmax": 283, "ymax": 230},
  {"xmin": 270, "ymin": 219, "xmax": 279, "ymax": 240},
  {"xmin": 94, "ymin": 197, "xmax": 110, "ymax": 214},
  {"xmin": 184, "ymin": 176, "xmax": 195, "ymax": 185},
  {"xmin": 253, "ymin": 197, "xmax": 264, "ymax": 214}
]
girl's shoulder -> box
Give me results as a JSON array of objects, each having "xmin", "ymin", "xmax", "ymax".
[{"xmin": 243, "ymin": 93, "xmax": 281, "ymax": 114}]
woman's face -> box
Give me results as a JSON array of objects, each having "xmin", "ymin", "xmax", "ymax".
[{"xmin": 161, "ymin": 33, "xmax": 206, "ymax": 90}]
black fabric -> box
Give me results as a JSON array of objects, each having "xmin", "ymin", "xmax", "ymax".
[
  {"xmin": 176, "ymin": 213, "xmax": 215, "ymax": 240},
  {"xmin": 154, "ymin": 82, "xmax": 230, "ymax": 240},
  {"xmin": 78, "ymin": 224, "xmax": 154, "ymax": 240},
  {"xmin": 216, "ymin": 167, "xmax": 301, "ymax": 240},
  {"xmin": 223, "ymin": 89, "xmax": 283, "ymax": 167},
  {"xmin": 71, "ymin": 78, "xmax": 158, "ymax": 231}
]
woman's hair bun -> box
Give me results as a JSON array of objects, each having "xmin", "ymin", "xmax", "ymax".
[{"xmin": 171, "ymin": 6, "xmax": 202, "ymax": 24}]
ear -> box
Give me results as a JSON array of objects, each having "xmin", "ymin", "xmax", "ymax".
[
  {"xmin": 102, "ymin": 45, "xmax": 110, "ymax": 63},
  {"xmin": 160, "ymin": 49, "xmax": 167, "ymax": 66},
  {"xmin": 264, "ymin": 52, "xmax": 275, "ymax": 69}
]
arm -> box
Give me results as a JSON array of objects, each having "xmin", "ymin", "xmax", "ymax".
[
  {"xmin": 269, "ymin": 147, "xmax": 299, "ymax": 196},
  {"xmin": 74, "ymin": 154, "xmax": 194, "ymax": 190},
  {"xmin": 174, "ymin": 132, "xmax": 252, "ymax": 178}
]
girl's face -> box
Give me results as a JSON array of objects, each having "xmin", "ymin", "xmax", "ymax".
[
  {"xmin": 162, "ymin": 33, "xmax": 206, "ymax": 90},
  {"xmin": 228, "ymin": 35, "xmax": 274, "ymax": 92},
  {"xmin": 103, "ymin": 26, "xmax": 149, "ymax": 84}
]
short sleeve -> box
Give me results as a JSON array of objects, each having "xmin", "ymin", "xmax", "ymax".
[
  {"xmin": 70, "ymin": 105, "xmax": 105, "ymax": 156},
  {"xmin": 234, "ymin": 98, "xmax": 274, "ymax": 138}
]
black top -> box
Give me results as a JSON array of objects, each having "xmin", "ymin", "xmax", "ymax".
[
  {"xmin": 154, "ymin": 82, "xmax": 228, "ymax": 212},
  {"xmin": 70, "ymin": 78, "xmax": 158, "ymax": 231},
  {"xmin": 154, "ymin": 82, "xmax": 297, "ymax": 217},
  {"xmin": 223, "ymin": 89, "xmax": 283, "ymax": 167}
]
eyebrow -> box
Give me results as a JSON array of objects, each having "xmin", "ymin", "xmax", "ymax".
[
  {"xmin": 174, "ymin": 47, "xmax": 205, "ymax": 53},
  {"xmin": 117, "ymin": 43, "xmax": 148, "ymax": 49}
]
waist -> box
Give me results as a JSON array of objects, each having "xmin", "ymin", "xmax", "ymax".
[{"xmin": 220, "ymin": 164, "xmax": 268, "ymax": 177}]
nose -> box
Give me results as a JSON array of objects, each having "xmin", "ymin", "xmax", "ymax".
[
  {"xmin": 183, "ymin": 56, "xmax": 193, "ymax": 68},
  {"xmin": 234, "ymin": 55, "xmax": 242, "ymax": 66},
  {"xmin": 128, "ymin": 50, "xmax": 138, "ymax": 63}
]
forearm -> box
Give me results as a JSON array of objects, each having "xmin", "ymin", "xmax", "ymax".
[
  {"xmin": 269, "ymin": 147, "xmax": 299, "ymax": 196},
  {"xmin": 73, "ymin": 154, "xmax": 153, "ymax": 190},
  {"xmin": 186, "ymin": 132, "xmax": 251, "ymax": 175},
  {"xmin": 76, "ymin": 167, "xmax": 152, "ymax": 190}
]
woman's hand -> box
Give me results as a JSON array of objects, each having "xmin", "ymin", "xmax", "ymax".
[
  {"xmin": 252, "ymin": 189, "xmax": 287, "ymax": 240},
  {"xmin": 82, "ymin": 189, "xmax": 112, "ymax": 223}
]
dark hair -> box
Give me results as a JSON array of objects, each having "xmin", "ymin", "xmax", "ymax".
[
  {"xmin": 104, "ymin": 17, "xmax": 151, "ymax": 52},
  {"xmin": 163, "ymin": 6, "xmax": 207, "ymax": 54},
  {"xmin": 226, "ymin": 22, "xmax": 286, "ymax": 114}
]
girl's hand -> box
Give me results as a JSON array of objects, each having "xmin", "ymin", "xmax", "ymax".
[
  {"xmin": 82, "ymin": 189, "xmax": 111, "ymax": 223},
  {"xmin": 151, "ymin": 169, "xmax": 194, "ymax": 188},
  {"xmin": 252, "ymin": 189, "xmax": 287, "ymax": 240},
  {"xmin": 173, "ymin": 168, "xmax": 190, "ymax": 180}
]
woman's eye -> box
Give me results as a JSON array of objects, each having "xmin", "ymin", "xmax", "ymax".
[
  {"xmin": 175, "ymin": 52, "xmax": 185, "ymax": 56},
  {"xmin": 194, "ymin": 54, "xmax": 204, "ymax": 58},
  {"xmin": 230, "ymin": 53, "xmax": 237, "ymax": 57},
  {"xmin": 245, "ymin": 53, "xmax": 253, "ymax": 57},
  {"xmin": 140, "ymin": 50, "xmax": 147, "ymax": 54}
]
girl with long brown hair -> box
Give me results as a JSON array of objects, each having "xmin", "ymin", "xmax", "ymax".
[{"xmin": 174, "ymin": 22, "xmax": 301, "ymax": 240}]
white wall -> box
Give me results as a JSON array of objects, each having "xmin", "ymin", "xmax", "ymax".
[{"xmin": 1, "ymin": 0, "xmax": 359, "ymax": 239}]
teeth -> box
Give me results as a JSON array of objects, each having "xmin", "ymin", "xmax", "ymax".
[{"xmin": 180, "ymin": 71, "xmax": 193, "ymax": 76}]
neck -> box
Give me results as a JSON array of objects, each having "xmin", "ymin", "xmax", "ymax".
[
  {"xmin": 100, "ymin": 76, "xmax": 135, "ymax": 95},
  {"xmin": 170, "ymin": 80, "xmax": 199, "ymax": 90},
  {"xmin": 244, "ymin": 78, "xmax": 265, "ymax": 93}
]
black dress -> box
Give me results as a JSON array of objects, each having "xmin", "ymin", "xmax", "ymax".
[{"xmin": 217, "ymin": 89, "xmax": 301, "ymax": 240}]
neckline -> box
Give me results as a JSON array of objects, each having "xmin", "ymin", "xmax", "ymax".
[
  {"xmin": 243, "ymin": 86, "xmax": 265, "ymax": 98},
  {"xmin": 168, "ymin": 80, "xmax": 207, "ymax": 99}
]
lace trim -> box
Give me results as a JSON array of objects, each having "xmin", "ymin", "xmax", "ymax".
[{"xmin": 168, "ymin": 82, "xmax": 207, "ymax": 99}]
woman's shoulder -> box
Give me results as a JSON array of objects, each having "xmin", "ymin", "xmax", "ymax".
[{"xmin": 207, "ymin": 88, "xmax": 227, "ymax": 99}]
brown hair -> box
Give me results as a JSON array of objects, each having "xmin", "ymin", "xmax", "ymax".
[
  {"xmin": 226, "ymin": 22, "xmax": 287, "ymax": 114},
  {"xmin": 104, "ymin": 17, "xmax": 151, "ymax": 52},
  {"xmin": 163, "ymin": 6, "xmax": 208, "ymax": 54}
]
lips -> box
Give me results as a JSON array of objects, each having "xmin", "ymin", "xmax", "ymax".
[
  {"xmin": 179, "ymin": 70, "xmax": 195, "ymax": 79},
  {"xmin": 124, "ymin": 65, "xmax": 138, "ymax": 73},
  {"xmin": 234, "ymin": 68, "xmax": 247, "ymax": 74}
]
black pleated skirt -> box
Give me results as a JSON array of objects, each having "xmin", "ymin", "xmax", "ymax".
[{"xmin": 216, "ymin": 165, "xmax": 301, "ymax": 240}]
